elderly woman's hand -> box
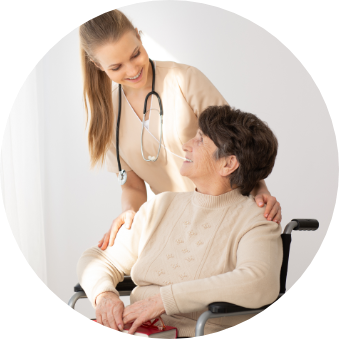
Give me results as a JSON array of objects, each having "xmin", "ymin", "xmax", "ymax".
[
  {"xmin": 95, "ymin": 292, "xmax": 125, "ymax": 331},
  {"xmin": 255, "ymin": 193, "xmax": 282, "ymax": 223},
  {"xmin": 122, "ymin": 294, "xmax": 165, "ymax": 334}
]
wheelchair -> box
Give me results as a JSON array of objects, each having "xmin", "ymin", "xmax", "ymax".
[{"xmin": 68, "ymin": 218, "xmax": 319, "ymax": 337}]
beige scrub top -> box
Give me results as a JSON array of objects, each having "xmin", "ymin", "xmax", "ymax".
[{"xmin": 106, "ymin": 61, "xmax": 228, "ymax": 194}]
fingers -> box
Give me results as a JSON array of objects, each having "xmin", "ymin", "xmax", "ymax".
[
  {"xmin": 96, "ymin": 298, "xmax": 124, "ymax": 331},
  {"xmin": 265, "ymin": 200, "xmax": 281, "ymax": 223},
  {"xmin": 107, "ymin": 310, "xmax": 119, "ymax": 330},
  {"xmin": 128, "ymin": 317, "xmax": 146, "ymax": 334},
  {"xmin": 96, "ymin": 310, "xmax": 103, "ymax": 325},
  {"xmin": 108, "ymin": 219, "xmax": 122, "ymax": 247},
  {"xmin": 108, "ymin": 211, "xmax": 135, "ymax": 246},
  {"xmin": 98, "ymin": 234, "xmax": 105, "ymax": 248},
  {"xmin": 113, "ymin": 302, "xmax": 125, "ymax": 331},
  {"xmin": 254, "ymin": 195, "xmax": 265, "ymax": 208},
  {"xmin": 124, "ymin": 211, "xmax": 135, "ymax": 230},
  {"xmin": 96, "ymin": 309, "xmax": 114, "ymax": 329},
  {"xmin": 100, "ymin": 233, "xmax": 110, "ymax": 251},
  {"xmin": 271, "ymin": 207, "xmax": 282, "ymax": 223},
  {"xmin": 101, "ymin": 211, "xmax": 136, "ymax": 249},
  {"xmin": 264, "ymin": 196, "xmax": 277, "ymax": 218}
]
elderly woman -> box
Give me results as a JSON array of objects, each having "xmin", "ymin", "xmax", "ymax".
[{"xmin": 77, "ymin": 105, "xmax": 283, "ymax": 337}]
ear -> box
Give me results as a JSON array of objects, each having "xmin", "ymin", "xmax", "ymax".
[
  {"xmin": 219, "ymin": 155, "xmax": 239, "ymax": 177},
  {"xmin": 135, "ymin": 27, "xmax": 141, "ymax": 41}
]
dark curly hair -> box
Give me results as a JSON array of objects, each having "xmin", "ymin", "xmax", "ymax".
[{"xmin": 198, "ymin": 106, "xmax": 278, "ymax": 196}]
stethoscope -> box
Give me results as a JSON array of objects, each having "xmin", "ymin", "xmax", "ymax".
[
  {"xmin": 116, "ymin": 58, "xmax": 190, "ymax": 186},
  {"xmin": 116, "ymin": 59, "xmax": 162, "ymax": 185}
]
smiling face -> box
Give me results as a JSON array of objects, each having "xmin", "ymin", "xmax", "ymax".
[
  {"xmin": 91, "ymin": 29, "xmax": 151, "ymax": 90},
  {"xmin": 180, "ymin": 129, "xmax": 220, "ymax": 180},
  {"xmin": 181, "ymin": 129, "xmax": 240, "ymax": 194}
]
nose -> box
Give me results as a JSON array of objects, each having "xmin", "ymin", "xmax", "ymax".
[
  {"xmin": 182, "ymin": 138, "xmax": 193, "ymax": 153},
  {"xmin": 126, "ymin": 63, "xmax": 140, "ymax": 77}
]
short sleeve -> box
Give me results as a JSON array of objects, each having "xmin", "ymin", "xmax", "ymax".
[
  {"xmin": 106, "ymin": 140, "xmax": 132, "ymax": 173},
  {"xmin": 179, "ymin": 66, "xmax": 229, "ymax": 117}
]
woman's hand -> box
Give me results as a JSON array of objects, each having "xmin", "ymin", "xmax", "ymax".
[
  {"xmin": 95, "ymin": 292, "xmax": 125, "ymax": 331},
  {"xmin": 255, "ymin": 193, "xmax": 282, "ymax": 223},
  {"xmin": 98, "ymin": 210, "xmax": 136, "ymax": 250},
  {"xmin": 122, "ymin": 294, "xmax": 165, "ymax": 334}
]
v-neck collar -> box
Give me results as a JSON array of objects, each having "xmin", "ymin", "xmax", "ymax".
[
  {"xmin": 121, "ymin": 60, "xmax": 156, "ymax": 124},
  {"xmin": 121, "ymin": 61, "xmax": 161, "ymax": 143}
]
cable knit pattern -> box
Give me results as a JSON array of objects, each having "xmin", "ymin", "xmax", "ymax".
[{"xmin": 77, "ymin": 188, "xmax": 283, "ymax": 336}]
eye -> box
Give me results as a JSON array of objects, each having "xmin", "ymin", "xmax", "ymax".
[
  {"xmin": 132, "ymin": 50, "xmax": 141, "ymax": 58},
  {"xmin": 111, "ymin": 49, "xmax": 140, "ymax": 71}
]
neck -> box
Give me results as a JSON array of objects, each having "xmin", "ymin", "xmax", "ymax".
[{"xmin": 193, "ymin": 177, "xmax": 234, "ymax": 196}]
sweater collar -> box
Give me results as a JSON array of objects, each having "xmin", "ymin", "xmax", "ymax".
[{"xmin": 192, "ymin": 188, "xmax": 244, "ymax": 209}]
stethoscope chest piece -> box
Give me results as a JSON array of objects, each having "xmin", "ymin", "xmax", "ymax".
[{"xmin": 118, "ymin": 170, "xmax": 127, "ymax": 185}]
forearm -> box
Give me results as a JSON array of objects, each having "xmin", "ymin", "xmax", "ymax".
[
  {"xmin": 77, "ymin": 247, "xmax": 125, "ymax": 307},
  {"xmin": 160, "ymin": 267, "xmax": 279, "ymax": 315},
  {"xmin": 250, "ymin": 179, "xmax": 270, "ymax": 196},
  {"xmin": 121, "ymin": 185, "xmax": 147, "ymax": 213}
]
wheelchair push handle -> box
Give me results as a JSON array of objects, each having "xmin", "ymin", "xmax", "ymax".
[{"xmin": 291, "ymin": 219, "xmax": 319, "ymax": 231}]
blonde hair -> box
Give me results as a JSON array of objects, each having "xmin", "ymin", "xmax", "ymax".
[{"xmin": 79, "ymin": 10, "xmax": 135, "ymax": 167}]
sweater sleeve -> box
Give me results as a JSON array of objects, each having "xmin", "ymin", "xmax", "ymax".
[
  {"xmin": 179, "ymin": 66, "xmax": 229, "ymax": 117},
  {"xmin": 160, "ymin": 220, "xmax": 283, "ymax": 315},
  {"xmin": 76, "ymin": 200, "xmax": 151, "ymax": 308}
]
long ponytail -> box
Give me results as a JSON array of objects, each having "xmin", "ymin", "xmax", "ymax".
[{"xmin": 79, "ymin": 10, "xmax": 134, "ymax": 167}]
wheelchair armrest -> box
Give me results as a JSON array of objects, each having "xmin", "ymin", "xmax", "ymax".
[
  {"xmin": 73, "ymin": 276, "xmax": 136, "ymax": 293},
  {"xmin": 208, "ymin": 293, "xmax": 283, "ymax": 314},
  {"xmin": 74, "ymin": 283, "xmax": 84, "ymax": 292}
]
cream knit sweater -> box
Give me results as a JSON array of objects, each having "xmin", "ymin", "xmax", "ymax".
[{"xmin": 77, "ymin": 188, "xmax": 283, "ymax": 337}]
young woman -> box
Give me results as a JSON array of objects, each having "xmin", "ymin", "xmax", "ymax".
[{"xmin": 79, "ymin": 10, "xmax": 282, "ymax": 250}]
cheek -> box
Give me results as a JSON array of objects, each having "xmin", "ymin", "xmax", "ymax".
[
  {"xmin": 105, "ymin": 70, "xmax": 123, "ymax": 83},
  {"xmin": 197, "ymin": 151, "xmax": 216, "ymax": 174}
]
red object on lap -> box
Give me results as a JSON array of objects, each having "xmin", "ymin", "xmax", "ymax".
[{"xmin": 92, "ymin": 317, "xmax": 178, "ymax": 338}]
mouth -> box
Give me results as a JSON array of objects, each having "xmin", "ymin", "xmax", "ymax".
[
  {"xmin": 184, "ymin": 158, "xmax": 193, "ymax": 163},
  {"xmin": 125, "ymin": 68, "xmax": 143, "ymax": 82}
]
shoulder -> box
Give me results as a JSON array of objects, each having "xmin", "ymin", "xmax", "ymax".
[
  {"xmin": 155, "ymin": 60, "xmax": 191, "ymax": 71},
  {"xmin": 155, "ymin": 60, "xmax": 204, "ymax": 80},
  {"xmin": 237, "ymin": 195, "xmax": 268, "ymax": 222},
  {"xmin": 152, "ymin": 191, "xmax": 192, "ymax": 205},
  {"xmin": 234, "ymin": 195, "xmax": 282, "ymax": 235},
  {"xmin": 141, "ymin": 191, "xmax": 193, "ymax": 214}
]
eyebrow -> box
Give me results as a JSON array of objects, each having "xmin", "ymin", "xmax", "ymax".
[{"xmin": 108, "ymin": 46, "xmax": 139, "ymax": 68}]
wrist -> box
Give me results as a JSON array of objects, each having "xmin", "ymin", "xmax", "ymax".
[
  {"xmin": 95, "ymin": 291, "xmax": 119, "ymax": 305},
  {"xmin": 256, "ymin": 188, "xmax": 270, "ymax": 196},
  {"xmin": 253, "ymin": 180, "xmax": 269, "ymax": 196}
]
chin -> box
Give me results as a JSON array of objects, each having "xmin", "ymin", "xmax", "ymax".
[{"xmin": 180, "ymin": 168, "xmax": 191, "ymax": 178}]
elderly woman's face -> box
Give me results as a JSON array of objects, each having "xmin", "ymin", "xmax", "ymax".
[{"xmin": 180, "ymin": 130, "xmax": 220, "ymax": 180}]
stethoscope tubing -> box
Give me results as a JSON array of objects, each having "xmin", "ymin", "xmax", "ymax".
[
  {"xmin": 141, "ymin": 89, "xmax": 163, "ymax": 162},
  {"xmin": 116, "ymin": 58, "xmax": 163, "ymax": 184}
]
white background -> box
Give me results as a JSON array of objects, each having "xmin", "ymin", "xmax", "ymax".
[{"xmin": 2, "ymin": 0, "xmax": 339, "ymax": 326}]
